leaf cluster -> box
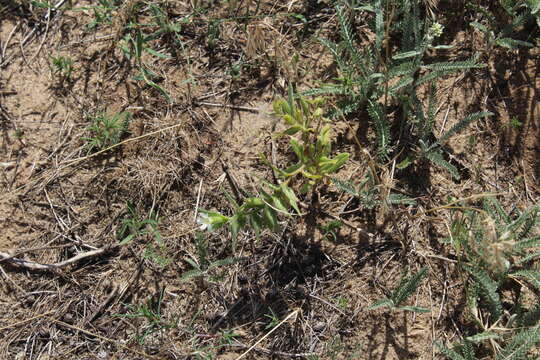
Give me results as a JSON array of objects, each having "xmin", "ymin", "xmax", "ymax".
[
  {"xmin": 440, "ymin": 198, "xmax": 540, "ymax": 359},
  {"xmin": 310, "ymin": 1, "xmax": 488, "ymax": 177},
  {"xmin": 368, "ymin": 267, "xmax": 429, "ymax": 313},
  {"xmin": 84, "ymin": 111, "xmax": 131, "ymax": 152},
  {"xmin": 199, "ymin": 90, "xmax": 349, "ymax": 241}
]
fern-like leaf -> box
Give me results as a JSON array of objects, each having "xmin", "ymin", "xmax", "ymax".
[
  {"xmin": 368, "ymin": 100, "xmax": 391, "ymax": 158},
  {"xmin": 436, "ymin": 341, "xmax": 470, "ymax": 360},
  {"xmin": 465, "ymin": 265, "xmax": 502, "ymax": 321},
  {"xmin": 424, "ymin": 149, "xmax": 460, "ymax": 180},
  {"xmin": 438, "ymin": 111, "xmax": 493, "ymax": 146},
  {"xmin": 520, "ymin": 304, "xmax": 540, "ymax": 327},
  {"xmin": 511, "ymin": 270, "xmax": 540, "ymax": 292},
  {"xmin": 496, "ymin": 326, "xmax": 540, "ymax": 360},
  {"xmin": 331, "ymin": 178, "xmax": 358, "ymax": 196},
  {"xmin": 391, "ymin": 267, "xmax": 428, "ymax": 306}
]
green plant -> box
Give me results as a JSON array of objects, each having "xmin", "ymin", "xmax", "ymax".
[
  {"xmin": 439, "ymin": 198, "xmax": 540, "ymax": 359},
  {"xmin": 469, "ymin": 1, "xmax": 534, "ymax": 51},
  {"xmin": 120, "ymin": 28, "xmax": 172, "ymax": 102},
  {"xmin": 198, "ymin": 90, "xmax": 349, "ymax": 241},
  {"xmin": 319, "ymin": 220, "xmax": 343, "ymax": 242},
  {"xmin": 117, "ymin": 203, "xmax": 159, "ymax": 244},
  {"xmin": 308, "ymin": 1, "xmax": 489, "ymax": 176},
  {"xmin": 332, "ymin": 167, "xmax": 416, "ymax": 211},
  {"xmin": 307, "ymin": 335, "xmax": 363, "ymax": 360},
  {"xmin": 524, "ymin": 0, "xmax": 540, "ymax": 27},
  {"xmin": 84, "ymin": 111, "xmax": 130, "ymax": 152},
  {"xmin": 117, "ymin": 203, "xmax": 170, "ymax": 267},
  {"xmin": 81, "ymin": 0, "xmax": 118, "ymax": 29},
  {"xmin": 180, "ymin": 232, "xmax": 244, "ymax": 282},
  {"xmin": 368, "ymin": 267, "xmax": 429, "ymax": 313},
  {"xmin": 264, "ymin": 308, "xmax": 280, "ymax": 329},
  {"xmin": 50, "ymin": 55, "xmax": 74, "ymax": 82},
  {"xmin": 117, "ymin": 289, "xmax": 176, "ymax": 344}
]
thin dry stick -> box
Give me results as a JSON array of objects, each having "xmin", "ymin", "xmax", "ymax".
[
  {"xmin": 0, "ymin": 311, "xmax": 54, "ymax": 332},
  {"xmin": 1, "ymin": 22, "xmax": 19, "ymax": 62},
  {"xmin": 413, "ymin": 192, "xmax": 506, "ymax": 218},
  {"xmin": 194, "ymin": 178, "xmax": 203, "ymax": 221},
  {"xmin": 0, "ymin": 246, "xmax": 117, "ymax": 271},
  {"xmin": 50, "ymin": 318, "xmax": 158, "ymax": 359},
  {"xmin": 235, "ymin": 308, "xmax": 299, "ymax": 360},
  {"xmin": 62, "ymin": 120, "xmax": 185, "ymax": 167},
  {"xmin": 194, "ymin": 101, "xmax": 259, "ymax": 113}
]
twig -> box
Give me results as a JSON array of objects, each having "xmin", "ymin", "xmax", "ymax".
[
  {"xmin": 309, "ymin": 293, "xmax": 348, "ymax": 316},
  {"xmin": 50, "ymin": 318, "xmax": 158, "ymax": 359},
  {"xmin": 0, "ymin": 245, "xmax": 118, "ymax": 271},
  {"xmin": 235, "ymin": 308, "xmax": 299, "ymax": 360},
  {"xmin": 194, "ymin": 101, "xmax": 259, "ymax": 113},
  {"xmin": 221, "ymin": 160, "xmax": 244, "ymax": 204},
  {"xmin": 229, "ymin": 342, "xmax": 316, "ymax": 358},
  {"xmin": 83, "ymin": 285, "xmax": 119, "ymax": 324},
  {"xmin": 194, "ymin": 178, "xmax": 203, "ymax": 221},
  {"xmin": 1, "ymin": 22, "xmax": 19, "ymax": 62}
]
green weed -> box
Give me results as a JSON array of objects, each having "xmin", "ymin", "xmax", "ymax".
[
  {"xmin": 309, "ymin": 1, "xmax": 490, "ymax": 177},
  {"xmin": 84, "ymin": 111, "xmax": 130, "ymax": 152},
  {"xmin": 439, "ymin": 198, "xmax": 540, "ymax": 359},
  {"xmin": 197, "ymin": 88, "xmax": 349, "ymax": 242},
  {"xmin": 368, "ymin": 267, "xmax": 430, "ymax": 313},
  {"xmin": 116, "ymin": 288, "xmax": 176, "ymax": 344},
  {"xmin": 50, "ymin": 55, "xmax": 74, "ymax": 83}
]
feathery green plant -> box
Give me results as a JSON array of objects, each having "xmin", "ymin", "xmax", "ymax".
[
  {"xmin": 469, "ymin": 1, "xmax": 534, "ymax": 51},
  {"xmin": 368, "ymin": 267, "xmax": 429, "ymax": 313},
  {"xmin": 180, "ymin": 232, "xmax": 244, "ymax": 282},
  {"xmin": 310, "ymin": 1, "xmax": 488, "ymax": 177},
  {"xmin": 50, "ymin": 55, "xmax": 74, "ymax": 83},
  {"xmin": 84, "ymin": 111, "xmax": 131, "ymax": 152},
  {"xmin": 439, "ymin": 198, "xmax": 540, "ymax": 359}
]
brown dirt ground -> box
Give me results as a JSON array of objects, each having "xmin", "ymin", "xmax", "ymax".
[{"xmin": 0, "ymin": 1, "xmax": 539, "ymax": 360}]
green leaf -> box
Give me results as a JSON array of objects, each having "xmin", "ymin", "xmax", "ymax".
[
  {"xmin": 495, "ymin": 38, "xmax": 533, "ymax": 49},
  {"xmin": 272, "ymin": 195, "xmax": 289, "ymax": 214},
  {"xmin": 282, "ymin": 163, "xmax": 303, "ymax": 177},
  {"xmin": 391, "ymin": 267, "xmax": 428, "ymax": 306},
  {"xmin": 511, "ymin": 270, "xmax": 540, "ymax": 292},
  {"xmin": 281, "ymin": 184, "xmax": 300, "ymax": 214},
  {"xmin": 392, "ymin": 50, "xmax": 421, "ymax": 60},
  {"xmin": 388, "ymin": 193, "xmax": 416, "ymax": 206},
  {"xmin": 119, "ymin": 234, "xmax": 135, "ymax": 245},
  {"xmin": 438, "ymin": 111, "xmax": 493, "ymax": 145},
  {"xmin": 436, "ymin": 341, "xmax": 469, "ymax": 360},
  {"xmin": 331, "ymin": 178, "xmax": 358, "ymax": 196},
  {"xmin": 397, "ymin": 306, "xmax": 430, "ymax": 313},
  {"xmin": 465, "ymin": 265, "xmax": 502, "ymax": 320},
  {"xmin": 367, "ymin": 298, "xmax": 394, "ymax": 310},
  {"xmin": 424, "ymin": 150, "xmax": 460, "ymax": 180},
  {"xmin": 283, "ymin": 126, "xmax": 303, "ymax": 135},
  {"xmin": 290, "ymin": 138, "xmax": 304, "ymax": 161},
  {"xmin": 466, "ymin": 331, "xmax": 501, "ymax": 343},
  {"xmin": 263, "ymin": 205, "xmax": 278, "ymax": 230},
  {"xmin": 470, "ymin": 21, "xmax": 490, "ymax": 34},
  {"xmin": 229, "ymin": 215, "xmax": 241, "ymax": 242},
  {"xmin": 180, "ymin": 268, "xmax": 205, "ymax": 282},
  {"xmin": 496, "ymin": 326, "xmax": 540, "ymax": 360},
  {"xmin": 144, "ymin": 47, "xmax": 173, "ymax": 59},
  {"xmin": 396, "ymin": 157, "xmax": 412, "ymax": 169}
]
